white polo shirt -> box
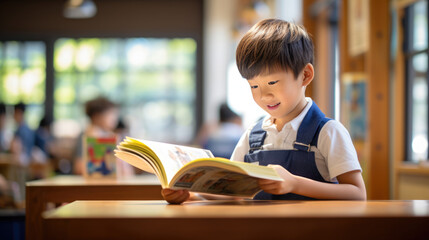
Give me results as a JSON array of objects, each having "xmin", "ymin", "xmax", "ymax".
[{"xmin": 230, "ymin": 98, "xmax": 362, "ymax": 182}]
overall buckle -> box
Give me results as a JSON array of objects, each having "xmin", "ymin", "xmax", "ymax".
[
  {"xmin": 249, "ymin": 146, "xmax": 262, "ymax": 154},
  {"xmin": 293, "ymin": 141, "xmax": 311, "ymax": 152}
]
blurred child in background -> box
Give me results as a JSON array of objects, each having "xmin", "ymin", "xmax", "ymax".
[
  {"xmin": 74, "ymin": 97, "xmax": 134, "ymax": 177},
  {"xmin": 10, "ymin": 103, "xmax": 35, "ymax": 166}
]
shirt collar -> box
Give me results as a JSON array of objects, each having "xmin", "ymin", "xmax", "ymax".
[{"xmin": 261, "ymin": 97, "xmax": 313, "ymax": 132}]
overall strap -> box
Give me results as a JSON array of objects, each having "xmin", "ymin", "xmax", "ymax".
[
  {"xmin": 294, "ymin": 102, "xmax": 330, "ymax": 151},
  {"xmin": 248, "ymin": 119, "xmax": 267, "ymax": 154}
]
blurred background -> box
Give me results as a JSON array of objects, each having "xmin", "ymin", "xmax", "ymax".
[{"xmin": 0, "ymin": 0, "xmax": 427, "ymax": 210}]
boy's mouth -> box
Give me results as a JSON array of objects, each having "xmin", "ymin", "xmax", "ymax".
[{"xmin": 267, "ymin": 102, "xmax": 280, "ymax": 110}]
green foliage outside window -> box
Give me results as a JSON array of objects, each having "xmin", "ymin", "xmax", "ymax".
[
  {"xmin": 0, "ymin": 41, "xmax": 46, "ymax": 128},
  {"xmin": 54, "ymin": 38, "xmax": 197, "ymax": 143}
]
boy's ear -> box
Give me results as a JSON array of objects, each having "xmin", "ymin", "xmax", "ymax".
[{"xmin": 301, "ymin": 63, "xmax": 314, "ymax": 87}]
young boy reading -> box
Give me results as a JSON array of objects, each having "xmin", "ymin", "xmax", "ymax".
[{"xmin": 162, "ymin": 18, "xmax": 366, "ymax": 204}]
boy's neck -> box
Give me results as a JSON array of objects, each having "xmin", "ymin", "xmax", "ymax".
[{"xmin": 272, "ymin": 98, "xmax": 308, "ymax": 132}]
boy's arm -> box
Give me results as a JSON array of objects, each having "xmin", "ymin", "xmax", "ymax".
[
  {"xmin": 293, "ymin": 170, "xmax": 366, "ymax": 200},
  {"xmin": 259, "ymin": 166, "xmax": 367, "ymax": 200}
]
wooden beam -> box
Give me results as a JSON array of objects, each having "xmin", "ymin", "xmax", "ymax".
[
  {"xmin": 366, "ymin": 0, "xmax": 390, "ymax": 199},
  {"xmin": 302, "ymin": 0, "xmax": 317, "ymax": 99},
  {"xmin": 392, "ymin": 6, "xmax": 406, "ymax": 199}
]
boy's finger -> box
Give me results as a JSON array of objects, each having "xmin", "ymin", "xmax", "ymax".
[
  {"xmin": 176, "ymin": 191, "xmax": 190, "ymax": 202},
  {"xmin": 168, "ymin": 191, "xmax": 189, "ymax": 204},
  {"xmin": 162, "ymin": 189, "xmax": 185, "ymax": 200},
  {"xmin": 164, "ymin": 189, "xmax": 187, "ymax": 197},
  {"xmin": 267, "ymin": 164, "xmax": 279, "ymax": 168},
  {"xmin": 161, "ymin": 188, "xmax": 175, "ymax": 196},
  {"xmin": 258, "ymin": 179, "xmax": 275, "ymax": 185}
]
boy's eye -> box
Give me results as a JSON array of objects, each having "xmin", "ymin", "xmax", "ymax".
[
  {"xmin": 268, "ymin": 80, "xmax": 279, "ymax": 85},
  {"xmin": 250, "ymin": 85, "xmax": 258, "ymax": 89}
]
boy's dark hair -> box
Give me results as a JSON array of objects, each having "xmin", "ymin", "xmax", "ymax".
[
  {"xmin": 39, "ymin": 116, "xmax": 53, "ymax": 128},
  {"xmin": 85, "ymin": 97, "xmax": 117, "ymax": 119},
  {"xmin": 236, "ymin": 18, "xmax": 314, "ymax": 80},
  {"xmin": 14, "ymin": 102, "xmax": 26, "ymax": 113},
  {"xmin": 219, "ymin": 103, "xmax": 239, "ymax": 123}
]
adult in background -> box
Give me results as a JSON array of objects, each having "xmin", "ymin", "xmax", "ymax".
[
  {"xmin": 201, "ymin": 103, "xmax": 244, "ymax": 159},
  {"xmin": 10, "ymin": 103, "xmax": 35, "ymax": 166}
]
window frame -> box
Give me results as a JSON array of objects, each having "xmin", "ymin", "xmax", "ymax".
[
  {"xmin": 0, "ymin": 38, "xmax": 53, "ymax": 127},
  {"xmin": 404, "ymin": 0, "xmax": 429, "ymax": 162}
]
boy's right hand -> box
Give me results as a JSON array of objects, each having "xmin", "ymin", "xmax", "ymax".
[{"xmin": 161, "ymin": 188, "xmax": 190, "ymax": 204}]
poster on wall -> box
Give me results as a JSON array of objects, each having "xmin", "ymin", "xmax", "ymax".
[
  {"xmin": 341, "ymin": 73, "xmax": 367, "ymax": 140},
  {"xmin": 341, "ymin": 73, "xmax": 368, "ymax": 181},
  {"xmin": 348, "ymin": 0, "xmax": 369, "ymax": 56}
]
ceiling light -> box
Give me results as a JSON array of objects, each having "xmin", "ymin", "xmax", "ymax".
[{"xmin": 64, "ymin": 0, "xmax": 97, "ymax": 19}]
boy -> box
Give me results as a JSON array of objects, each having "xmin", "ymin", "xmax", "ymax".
[
  {"xmin": 73, "ymin": 97, "xmax": 120, "ymax": 174},
  {"xmin": 74, "ymin": 97, "xmax": 134, "ymax": 177},
  {"xmin": 162, "ymin": 19, "xmax": 366, "ymax": 203}
]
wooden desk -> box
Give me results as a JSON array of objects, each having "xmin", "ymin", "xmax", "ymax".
[
  {"xmin": 26, "ymin": 174, "xmax": 162, "ymax": 240},
  {"xmin": 0, "ymin": 153, "xmax": 26, "ymax": 206},
  {"xmin": 0, "ymin": 153, "xmax": 22, "ymax": 175},
  {"xmin": 43, "ymin": 200, "xmax": 429, "ymax": 240}
]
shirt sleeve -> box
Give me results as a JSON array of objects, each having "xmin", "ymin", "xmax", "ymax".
[
  {"xmin": 230, "ymin": 127, "xmax": 252, "ymax": 162},
  {"xmin": 317, "ymin": 120, "xmax": 362, "ymax": 180}
]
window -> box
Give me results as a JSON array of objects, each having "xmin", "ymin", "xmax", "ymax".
[
  {"xmin": 0, "ymin": 41, "xmax": 46, "ymax": 128},
  {"xmin": 54, "ymin": 38, "xmax": 197, "ymax": 143},
  {"xmin": 405, "ymin": 0, "xmax": 429, "ymax": 162}
]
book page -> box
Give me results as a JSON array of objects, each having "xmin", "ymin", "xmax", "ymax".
[
  {"xmin": 114, "ymin": 150, "xmax": 157, "ymax": 175},
  {"xmin": 116, "ymin": 145, "xmax": 162, "ymax": 176},
  {"xmin": 169, "ymin": 166, "xmax": 262, "ymax": 197},
  {"xmin": 168, "ymin": 158, "xmax": 283, "ymax": 197},
  {"xmin": 134, "ymin": 138, "xmax": 213, "ymax": 184},
  {"xmin": 175, "ymin": 158, "xmax": 283, "ymax": 181}
]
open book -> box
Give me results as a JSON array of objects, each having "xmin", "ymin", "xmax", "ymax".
[{"xmin": 114, "ymin": 137, "xmax": 283, "ymax": 197}]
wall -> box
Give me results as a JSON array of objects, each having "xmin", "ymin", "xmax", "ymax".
[
  {"xmin": 203, "ymin": 0, "xmax": 236, "ymax": 122},
  {"xmin": 0, "ymin": 0, "xmax": 203, "ymax": 37},
  {"xmin": 204, "ymin": 0, "xmax": 303, "ymax": 126},
  {"xmin": 397, "ymin": 171, "xmax": 429, "ymax": 199}
]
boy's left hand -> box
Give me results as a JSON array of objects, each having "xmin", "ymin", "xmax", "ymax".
[{"xmin": 258, "ymin": 164, "xmax": 297, "ymax": 195}]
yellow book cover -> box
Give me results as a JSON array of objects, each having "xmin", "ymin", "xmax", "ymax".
[{"xmin": 114, "ymin": 137, "xmax": 283, "ymax": 197}]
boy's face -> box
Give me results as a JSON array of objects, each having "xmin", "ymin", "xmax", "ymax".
[
  {"xmin": 247, "ymin": 66, "xmax": 312, "ymax": 127},
  {"xmin": 13, "ymin": 109, "xmax": 24, "ymax": 123},
  {"xmin": 93, "ymin": 108, "xmax": 119, "ymax": 132}
]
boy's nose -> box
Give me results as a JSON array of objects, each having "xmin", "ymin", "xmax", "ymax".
[{"xmin": 260, "ymin": 87, "xmax": 273, "ymax": 101}]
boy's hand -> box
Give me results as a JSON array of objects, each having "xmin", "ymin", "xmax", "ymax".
[
  {"xmin": 258, "ymin": 164, "xmax": 297, "ymax": 195},
  {"xmin": 161, "ymin": 188, "xmax": 190, "ymax": 204}
]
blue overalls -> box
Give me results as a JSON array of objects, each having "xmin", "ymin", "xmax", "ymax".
[{"xmin": 244, "ymin": 102, "xmax": 337, "ymax": 200}]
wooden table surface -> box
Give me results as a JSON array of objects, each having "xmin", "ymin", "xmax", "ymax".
[
  {"xmin": 43, "ymin": 200, "xmax": 429, "ymax": 240},
  {"xmin": 26, "ymin": 174, "xmax": 162, "ymax": 240}
]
